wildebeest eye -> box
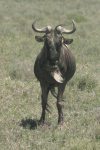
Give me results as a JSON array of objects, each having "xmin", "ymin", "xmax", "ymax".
[
  {"xmin": 46, "ymin": 34, "xmax": 52, "ymax": 38},
  {"xmin": 56, "ymin": 30, "xmax": 61, "ymax": 35}
]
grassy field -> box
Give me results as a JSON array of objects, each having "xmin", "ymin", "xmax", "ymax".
[{"xmin": 0, "ymin": 0, "xmax": 100, "ymax": 149}]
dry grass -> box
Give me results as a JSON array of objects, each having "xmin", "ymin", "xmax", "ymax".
[{"xmin": 0, "ymin": 0, "xmax": 100, "ymax": 149}]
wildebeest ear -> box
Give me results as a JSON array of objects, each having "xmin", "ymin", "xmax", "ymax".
[
  {"xmin": 63, "ymin": 38, "xmax": 73, "ymax": 45},
  {"xmin": 35, "ymin": 36, "xmax": 44, "ymax": 42}
]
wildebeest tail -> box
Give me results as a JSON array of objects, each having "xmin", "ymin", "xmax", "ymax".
[
  {"xmin": 50, "ymin": 87, "xmax": 65, "ymax": 101},
  {"xmin": 50, "ymin": 87, "xmax": 57, "ymax": 98}
]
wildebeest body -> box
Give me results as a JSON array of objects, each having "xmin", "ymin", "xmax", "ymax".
[
  {"xmin": 34, "ymin": 45, "xmax": 76, "ymax": 86},
  {"xmin": 32, "ymin": 19, "xmax": 76, "ymax": 124}
]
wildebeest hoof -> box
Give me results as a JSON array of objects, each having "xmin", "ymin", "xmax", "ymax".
[
  {"xmin": 58, "ymin": 120, "xmax": 64, "ymax": 126},
  {"xmin": 39, "ymin": 117, "xmax": 45, "ymax": 125}
]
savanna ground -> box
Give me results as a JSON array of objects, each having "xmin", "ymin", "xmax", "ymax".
[{"xmin": 0, "ymin": 0, "xmax": 100, "ymax": 149}]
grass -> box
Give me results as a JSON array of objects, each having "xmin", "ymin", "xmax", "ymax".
[{"xmin": 0, "ymin": 0, "xmax": 100, "ymax": 149}]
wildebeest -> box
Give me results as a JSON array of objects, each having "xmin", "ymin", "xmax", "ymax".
[{"xmin": 32, "ymin": 19, "xmax": 76, "ymax": 124}]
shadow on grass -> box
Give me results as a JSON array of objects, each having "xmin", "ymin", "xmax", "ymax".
[{"xmin": 20, "ymin": 118, "xmax": 41, "ymax": 130}]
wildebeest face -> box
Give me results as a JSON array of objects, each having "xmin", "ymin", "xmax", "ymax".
[
  {"xmin": 44, "ymin": 30, "xmax": 62, "ymax": 64},
  {"xmin": 35, "ymin": 30, "xmax": 73, "ymax": 65},
  {"xmin": 35, "ymin": 31, "xmax": 60, "ymax": 65}
]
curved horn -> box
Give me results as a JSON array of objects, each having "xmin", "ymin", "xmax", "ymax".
[
  {"xmin": 55, "ymin": 20, "xmax": 76, "ymax": 34},
  {"xmin": 32, "ymin": 18, "xmax": 52, "ymax": 33}
]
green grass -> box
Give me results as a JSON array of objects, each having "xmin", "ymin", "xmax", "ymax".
[{"xmin": 0, "ymin": 0, "xmax": 100, "ymax": 149}]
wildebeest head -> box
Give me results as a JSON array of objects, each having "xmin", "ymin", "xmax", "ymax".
[{"xmin": 32, "ymin": 19, "xmax": 76, "ymax": 83}]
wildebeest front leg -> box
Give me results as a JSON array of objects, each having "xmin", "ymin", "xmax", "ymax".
[
  {"xmin": 57, "ymin": 84, "xmax": 66, "ymax": 124},
  {"xmin": 40, "ymin": 82, "xmax": 49, "ymax": 123}
]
